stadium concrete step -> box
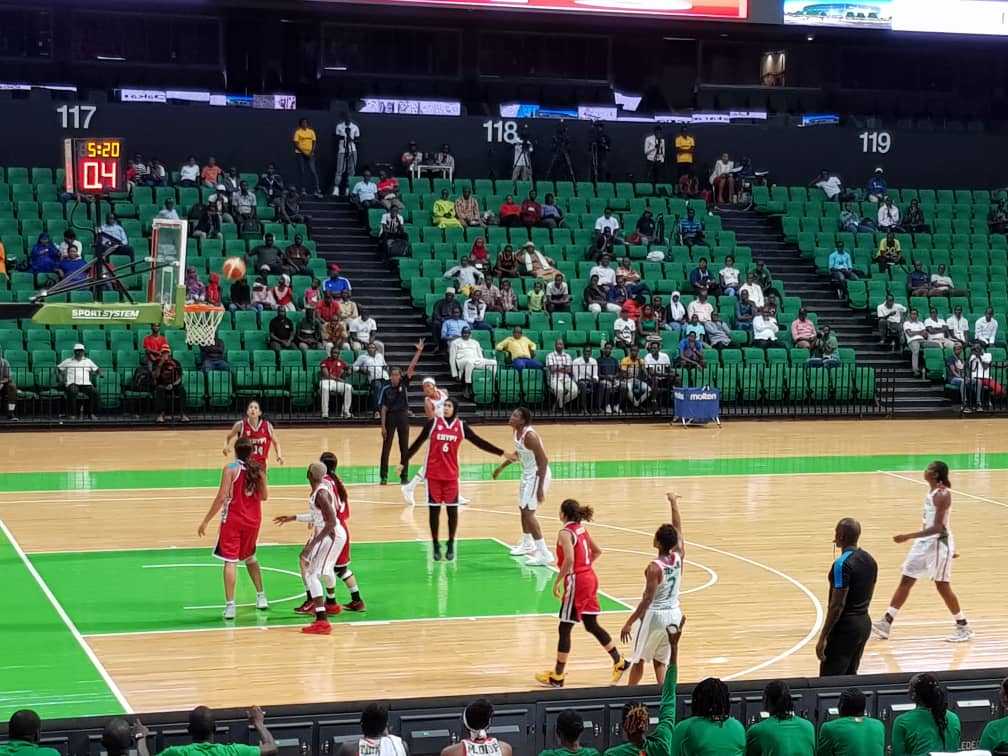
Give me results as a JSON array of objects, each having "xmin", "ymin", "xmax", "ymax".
[{"xmin": 718, "ymin": 208, "xmax": 954, "ymax": 415}]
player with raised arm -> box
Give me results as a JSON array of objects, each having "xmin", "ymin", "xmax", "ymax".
[
  {"xmin": 320, "ymin": 451, "xmax": 365, "ymax": 612},
  {"xmin": 440, "ymin": 699, "xmax": 512, "ymax": 756},
  {"xmin": 273, "ymin": 462, "xmax": 347, "ymax": 635},
  {"xmin": 198, "ymin": 437, "xmax": 269, "ymax": 620},
  {"xmin": 401, "ymin": 398, "xmax": 516, "ymax": 561},
  {"xmin": 536, "ymin": 498, "xmax": 630, "ymax": 688},
  {"xmin": 401, "ymin": 377, "xmax": 446, "ymax": 506},
  {"xmin": 492, "ymin": 407, "xmax": 553, "ymax": 566},
  {"xmin": 872, "ymin": 460, "xmax": 974, "ymax": 643},
  {"xmin": 620, "ymin": 492, "xmax": 684, "ymax": 686},
  {"xmin": 223, "ymin": 400, "xmax": 284, "ymax": 467}
]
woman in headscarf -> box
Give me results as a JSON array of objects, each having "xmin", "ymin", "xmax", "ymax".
[
  {"xmin": 469, "ymin": 237, "xmax": 491, "ymax": 269},
  {"xmin": 271, "ymin": 273, "xmax": 296, "ymax": 312},
  {"xmin": 184, "ymin": 266, "xmax": 206, "ymax": 303}
]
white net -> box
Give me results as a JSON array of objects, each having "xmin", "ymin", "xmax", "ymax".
[{"xmin": 183, "ymin": 306, "xmax": 226, "ymax": 346}]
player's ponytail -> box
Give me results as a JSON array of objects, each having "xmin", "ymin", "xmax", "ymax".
[
  {"xmin": 620, "ymin": 702, "xmax": 650, "ymax": 738},
  {"xmin": 654, "ymin": 524, "xmax": 679, "ymax": 556},
  {"xmin": 910, "ymin": 673, "xmax": 948, "ymax": 742},
  {"xmin": 235, "ymin": 438, "xmax": 264, "ymax": 493},
  {"xmin": 932, "ymin": 460, "xmax": 951, "ymax": 487},
  {"xmin": 319, "ymin": 452, "xmax": 349, "ymax": 506},
  {"xmin": 762, "ymin": 680, "xmax": 794, "ymax": 720},
  {"xmin": 560, "ymin": 498, "xmax": 593, "ymax": 523},
  {"xmin": 462, "ymin": 699, "xmax": 493, "ymax": 740}
]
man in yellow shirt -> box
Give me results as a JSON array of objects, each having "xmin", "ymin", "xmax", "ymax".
[
  {"xmin": 495, "ymin": 326, "xmax": 543, "ymax": 371},
  {"xmin": 674, "ymin": 125, "xmax": 695, "ymax": 178},
  {"xmin": 292, "ymin": 118, "xmax": 321, "ymax": 197}
]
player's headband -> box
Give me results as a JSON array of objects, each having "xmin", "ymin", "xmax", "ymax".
[{"xmin": 462, "ymin": 710, "xmax": 487, "ymax": 741}]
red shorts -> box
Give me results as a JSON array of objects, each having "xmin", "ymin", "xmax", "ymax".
[
  {"xmin": 214, "ymin": 519, "xmax": 261, "ymax": 562},
  {"xmin": 559, "ymin": 570, "xmax": 601, "ymax": 623},
  {"xmin": 336, "ymin": 535, "xmax": 351, "ymax": 567},
  {"xmin": 426, "ymin": 478, "xmax": 459, "ymax": 506}
]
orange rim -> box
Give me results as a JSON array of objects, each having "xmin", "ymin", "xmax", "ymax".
[{"xmin": 183, "ymin": 304, "xmax": 226, "ymax": 313}]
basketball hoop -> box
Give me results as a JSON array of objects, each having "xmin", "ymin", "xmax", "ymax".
[{"xmin": 183, "ymin": 304, "xmax": 226, "ymax": 346}]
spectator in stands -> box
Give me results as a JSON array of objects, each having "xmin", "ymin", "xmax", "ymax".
[
  {"xmin": 902, "ymin": 198, "xmax": 930, "ymax": 234},
  {"xmin": 943, "ymin": 344, "xmax": 964, "ymax": 408},
  {"xmin": 184, "ymin": 266, "xmax": 206, "ymax": 303},
  {"xmin": 688, "ymin": 258, "xmax": 717, "ymax": 296},
  {"xmin": 679, "ymin": 171, "xmax": 704, "ymax": 202},
  {"xmin": 178, "ymin": 155, "xmax": 200, "ymax": 187},
  {"xmin": 541, "ymin": 194, "xmax": 566, "ymax": 229},
  {"xmin": 876, "ymin": 293, "xmax": 906, "ymax": 351},
  {"xmin": 734, "ymin": 289, "xmax": 755, "ymax": 331},
  {"xmin": 925, "ymin": 307, "xmax": 956, "ymax": 350},
  {"xmin": 56, "ymin": 242, "xmax": 87, "ymax": 281},
  {"xmin": 322, "ymin": 308, "xmax": 348, "ymax": 352},
  {"xmin": 584, "ymin": 275, "xmax": 608, "ymax": 314},
  {"xmin": 499, "ymin": 195, "xmax": 522, "ymax": 228},
  {"xmin": 589, "ymin": 227, "xmax": 616, "ymax": 262},
  {"xmin": 469, "ymin": 237, "xmax": 491, "ymax": 273},
  {"xmin": 717, "ymin": 255, "xmax": 740, "ymax": 297},
  {"xmin": 445, "ymin": 257, "xmax": 484, "ymax": 296},
  {"xmin": 378, "ymin": 206, "xmax": 409, "ymax": 260},
  {"xmin": 643, "ymin": 126, "xmax": 666, "ymax": 182},
  {"xmin": 229, "ymin": 276, "xmax": 252, "ymax": 311},
  {"xmin": 206, "ymin": 185, "xmax": 234, "ymax": 223},
  {"xmin": 454, "ymin": 186, "xmax": 483, "ymax": 228},
  {"xmin": 621, "ymin": 344, "xmax": 650, "ymax": 408},
  {"xmin": 0, "ymin": 356, "xmax": 17, "ymax": 420},
  {"xmin": 29, "ymin": 232, "xmax": 60, "ymax": 280},
  {"xmin": 929, "ymin": 264, "xmax": 963, "ymax": 297},
  {"xmin": 709, "ymin": 152, "xmax": 736, "ymax": 205},
  {"xmin": 616, "ymin": 257, "xmax": 649, "ymax": 298},
  {"xmin": 450, "ymin": 327, "xmax": 497, "ymax": 396},
  {"xmin": 606, "ymin": 277, "xmax": 631, "ymax": 315},
  {"xmin": 249, "ymin": 233, "xmax": 283, "ymax": 275},
  {"xmin": 638, "ymin": 303, "xmax": 660, "ymax": 341},
  {"xmin": 968, "ymin": 344, "xmax": 1003, "ymax": 411},
  {"xmin": 58, "ymin": 229, "xmax": 82, "ymax": 259},
  {"xmin": 495, "ymin": 326, "xmax": 542, "ymax": 370},
  {"xmin": 376, "ymin": 171, "xmax": 403, "ymax": 211},
  {"xmin": 461, "ymin": 289, "xmax": 493, "ymax": 332},
  {"xmin": 662, "ymin": 291, "xmax": 686, "ymax": 333},
  {"xmin": 705, "ymin": 312, "xmax": 732, "ymax": 349},
  {"xmin": 440, "ymin": 306, "xmax": 469, "ymax": 350},
  {"xmin": 613, "ymin": 307, "xmax": 637, "ymax": 349},
  {"xmin": 513, "ymin": 135, "xmax": 536, "ymax": 181},
  {"xmin": 332, "ymin": 117, "xmax": 360, "ymax": 196},
  {"xmin": 431, "ymin": 189, "xmax": 463, "ymax": 229},
  {"xmin": 687, "ymin": 291, "xmax": 714, "ymax": 323},
  {"xmin": 150, "ymin": 158, "xmax": 170, "ymax": 187},
  {"xmin": 840, "ymin": 201, "xmax": 875, "ymax": 234},
  {"xmin": 199, "ymin": 336, "xmax": 229, "ymax": 373},
  {"xmin": 520, "ymin": 190, "xmax": 543, "ymax": 228},
  {"xmin": 571, "ymin": 347, "xmax": 599, "ymax": 413},
  {"xmin": 141, "ymin": 323, "xmax": 168, "ymax": 366},
  {"xmin": 430, "ymin": 288, "xmax": 458, "ymax": 353},
  {"xmin": 98, "ymin": 214, "xmax": 136, "ymax": 261},
  {"xmin": 205, "ymin": 273, "xmax": 222, "ymax": 306},
  {"xmin": 595, "ymin": 207, "xmax": 622, "ymax": 241},
  {"xmin": 102, "ymin": 719, "xmax": 150, "ymax": 756},
  {"xmin": 303, "ymin": 278, "xmax": 321, "ymax": 310},
  {"xmin": 282, "ymin": 234, "xmax": 311, "ymax": 276},
  {"xmin": 591, "ymin": 254, "xmax": 617, "ymax": 289},
  {"xmin": 828, "ymin": 240, "xmax": 859, "ymax": 301},
  {"xmin": 293, "ymin": 117, "xmax": 322, "ymax": 197},
  {"xmin": 988, "ymin": 199, "xmax": 1008, "ymax": 234},
  {"xmin": 251, "ymin": 279, "xmax": 276, "ymax": 311},
  {"xmin": 435, "ymin": 143, "xmax": 454, "ymax": 172},
  {"xmin": 58, "ymin": 344, "xmax": 102, "ymax": 420},
  {"xmin": 132, "ymin": 153, "xmax": 149, "ymax": 184},
  {"xmin": 278, "ymin": 190, "xmax": 309, "ymax": 227},
  {"xmin": 350, "ymin": 170, "xmax": 379, "ymax": 210},
  {"xmin": 546, "ymin": 339, "xmax": 578, "ymax": 409},
  {"xmin": 752, "ymin": 307, "xmax": 779, "ymax": 348},
  {"xmin": 546, "ymin": 273, "xmax": 571, "ymax": 313},
  {"xmin": 676, "ymin": 330, "xmax": 705, "ymax": 370},
  {"xmin": 499, "ymin": 279, "xmax": 517, "ymax": 312},
  {"xmin": 745, "ymin": 680, "xmax": 814, "ymax": 755},
  {"xmin": 271, "ymin": 274, "xmax": 295, "ymax": 312},
  {"xmin": 527, "ymin": 281, "xmax": 546, "ymax": 313},
  {"xmin": 156, "ymin": 198, "xmax": 180, "ymax": 220},
  {"xmin": 335, "ymin": 703, "xmax": 406, "ymax": 756},
  {"xmin": 200, "ymin": 156, "xmax": 222, "ymax": 188},
  {"xmin": 890, "ymin": 674, "xmax": 961, "ymax": 755},
  {"xmin": 807, "ymin": 325, "xmax": 840, "ymax": 367},
  {"xmin": 323, "ymin": 264, "xmax": 352, "ymax": 295},
  {"xmin": 790, "ymin": 308, "xmax": 816, "ymax": 350},
  {"xmin": 220, "ymin": 166, "xmax": 240, "ymax": 198},
  {"xmin": 349, "ymin": 307, "xmax": 383, "ymax": 353},
  {"xmin": 2, "ymin": 710, "xmax": 63, "ymax": 756},
  {"xmin": 597, "ymin": 343, "xmax": 624, "ymax": 414},
  {"xmin": 903, "ymin": 308, "xmax": 936, "ymax": 377},
  {"xmin": 876, "ymin": 230, "xmax": 904, "ymax": 273},
  {"xmin": 906, "ymin": 260, "xmax": 934, "ymax": 296},
  {"xmin": 753, "ymin": 260, "xmax": 780, "ymax": 300},
  {"xmin": 644, "ymin": 340, "xmax": 674, "ymax": 395},
  {"xmin": 494, "ymin": 244, "xmax": 521, "ymax": 278},
  {"xmin": 815, "ymin": 688, "xmax": 884, "ymax": 755},
  {"xmin": 152, "ymin": 345, "xmax": 188, "ymax": 424},
  {"xmin": 812, "ymin": 169, "xmax": 845, "ymax": 201},
  {"xmin": 866, "ymin": 167, "xmax": 887, "ymax": 203},
  {"xmin": 159, "ymin": 706, "xmax": 277, "ymax": 756},
  {"xmin": 319, "ymin": 346, "xmax": 352, "ymax": 419},
  {"xmin": 337, "ymin": 289, "xmax": 359, "ymax": 327},
  {"xmin": 268, "ymin": 308, "xmax": 295, "ymax": 353},
  {"xmin": 233, "ymin": 181, "xmax": 258, "ymax": 225},
  {"xmin": 678, "ymin": 207, "xmax": 705, "ymax": 249},
  {"xmin": 947, "ymin": 305, "xmax": 970, "ymax": 345},
  {"xmin": 877, "ymin": 195, "xmax": 901, "ymax": 231},
  {"xmin": 193, "ymin": 206, "xmax": 222, "ymax": 241},
  {"xmin": 400, "ymin": 140, "xmax": 422, "ymax": 171},
  {"xmin": 634, "ymin": 209, "xmax": 658, "ymax": 246},
  {"xmin": 541, "ymin": 709, "xmax": 599, "ymax": 756},
  {"xmin": 975, "ymin": 307, "xmax": 999, "ymax": 346}
]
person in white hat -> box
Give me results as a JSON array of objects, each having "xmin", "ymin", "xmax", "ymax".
[
  {"xmin": 401, "ymin": 377, "xmax": 471, "ymax": 506},
  {"xmin": 866, "ymin": 167, "xmax": 887, "ymax": 204},
  {"xmin": 57, "ymin": 344, "xmax": 103, "ymax": 420}
]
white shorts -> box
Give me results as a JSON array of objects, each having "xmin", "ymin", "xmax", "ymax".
[
  {"xmin": 630, "ymin": 608, "xmax": 683, "ymax": 664},
  {"xmin": 901, "ymin": 536, "xmax": 954, "ymax": 582},
  {"xmin": 305, "ymin": 526, "xmax": 347, "ymax": 577},
  {"xmin": 518, "ymin": 467, "xmax": 552, "ymax": 511}
]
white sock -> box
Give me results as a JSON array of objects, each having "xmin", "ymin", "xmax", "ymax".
[
  {"xmin": 225, "ymin": 600, "xmax": 235, "ymax": 606},
  {"xmin": 256, "ymin": 591, "xmax": 266, "ymax": 599},
  {"xmin": 954, "ymin": 612, "xmax": 966, "ymax": 622},
  {"xmin": 534, "ymin": 538, "xmax": 548, "ymax": 554},
  {"xmin": 886, "ymin": 607, "xmax": 899, "ymax": 621},
  {"xmin": 520, "ymin": 533, "xmax": 533, "ymax": 545}
]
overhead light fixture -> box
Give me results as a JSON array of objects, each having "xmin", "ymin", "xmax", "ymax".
[{"xmin": 806, "ymin": 34, "xmax": 815, "ymax": 41}]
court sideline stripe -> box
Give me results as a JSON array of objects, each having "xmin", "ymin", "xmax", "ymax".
[
  {"xmin": 0, "ymin": 519, "xmax": 133, "ymax": 713},
  {"xmin": 877, "ymin": 470, "xmax": 1008, "ymax": 509}
]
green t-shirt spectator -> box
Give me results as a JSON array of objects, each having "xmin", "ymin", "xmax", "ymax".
[
  {"xmin": 979, "ymin": 715, "xmax": 1008, "ymax": 752},
  {"xmin": 745, "ymin": 715, "xmax": 814, "ymax": 755},
  {"xmin": 540, "ymin": 748, "xmax": 602, "ymax": 756},
  {"xmin": 603, "ymin": 664, "xmax": 677, "ymax": 756},
  {"xmin": 890, "ymin": 707, "xmax": 961, "ymax": 756},
  {"xmin": 668, "ymin": 715, "xmax": 746, "ymax": 755},
  {"xmin": 0, "ymin": 742, "xmax": 62, "ymax": 756},
  {"xmin": 159, "ymin": 743, "xmax": 263, "ymax": 756},
  {"xmin": 815, "ymin": 715, "xmax": 884, "ymax": 755}
]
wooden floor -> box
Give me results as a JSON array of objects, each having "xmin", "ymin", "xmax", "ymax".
[{"xmin": 2, "ymin": 419, "xmax": 1008, "ymax": 714}]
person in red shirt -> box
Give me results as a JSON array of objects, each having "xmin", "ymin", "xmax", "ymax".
[
  {"xmin": 319, "ymin": 347, "xmax": 352, "ymax": 419},
  {"xmin": 469, "ymin": 237, "xmax": 490, "ymax": 268},
  {"xmin": 142, "ymin": 323, "xmax": 168, "ymax": 366},
  {"xmin": 535, "ymin": 498, "xmax": 629, "ymax": 688},
  {"xmin": 201, "ymin": 157, "xmax": 223, "ymax": 188},
  {"xmin": 520, "ymin": 191, "xmax": 542, "ymax": 228},
  {"xmin": 205, "ymin": 272, "xmax": 222, "ymax": 306},
  {"xmin": 316, "ymin": 290, "xmax": 340, "ymax": 323},
  {"xmin": 223, "ymin": 400, "xmax": 284, "ymax": 467},
  {"xmin": 499, "ymin": 195, "xmax": 521, "ymax": 228},
  {"xmin": 376, "ymin": 171, "xmax": 403, "ymax": 211},
  {"xmin": 401, "ymin": 398, "xmax": 515, "ymax": 562}
]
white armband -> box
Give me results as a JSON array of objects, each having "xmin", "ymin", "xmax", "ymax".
[{"xmin": 295, "ymin": 513, "xmax": 313, "ymax": 523}]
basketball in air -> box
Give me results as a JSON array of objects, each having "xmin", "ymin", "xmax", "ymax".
[{"xmin": 222, "ymin": 257, "xmax": 247, "ymax": 282}]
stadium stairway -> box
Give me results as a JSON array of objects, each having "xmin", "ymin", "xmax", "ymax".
[
  {"xmin": 719, "ymin": 209, "xmax": 948, "ymax": 415},
  {"xmin": 300, "ymin": 198, "xmax": 471, "ymax": 413}
]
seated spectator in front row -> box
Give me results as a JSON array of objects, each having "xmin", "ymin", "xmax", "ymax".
[
  {"xmin": 278, "ymin": 190, "xmax": 309, "ymax": 226},
  {"xmin": 876, "ymin": 293, "xmax": 906, "ymax": 351},
  {"xmin": 199, "ymin": 337, "xmax": 229, "ymax": 373},
  {"xmin": 975, "ymin": 308, "xmax": 999, "ymax": 346},
  {"xmin": 790, "ymin": 309, "xmax": 816, "ymax": 350},
  {"xmin": 705, "ymin": 311, "xmax": 732, "ymax": 349},
  {"xmin": 160, "ymin": 706, "xmax": 277, "ymax": 756},
  {"xmin": 902, "ymin": 308, "xmax": 936, "ymax": 377},
  {"xmin": 546, "ymin": 339, "xmax": 579, "ymax": 409},
  {"xmin": 806, "ymin": 325, "xmax": 840, "ymax": 368},
  {"xmin": 902, "ymin": 198, "xmax": 930, "ymax": 234},
  {"xmin": 752, "ymin": 307, "xmax": 780, "ymax": 348},
  {"xmin": 4, "ymin": 710, "xmax": 64, "ymax": 756},
  {"xmin": 450, "ymin": 327, "xmax": 498, "ymax": 396},
  {"xmin": 152, "ymin": 345, "xmax": 189, "ymax": 424},
  {"xmin": 947, "ymin": 305, "xmax": 970, "ymax": 344},
  {"xmin": 946, "ymin": 343, "xmax": 967, "ymax": 408},
  {"xmin": 677, "ymin": 331, "xmax": 705, "ymax": 369},
  {"xmin": 828, "ymin": 241, "xmax": 860, "ymax": 302},
  {"xmin": 495, "ymin": 326, "xmax": 543, "ymax": 370},
  {"xmin": 678, "ymin": 207, "xmax": 704, "ymax": 248},
  {"xmin": 454, "ymin": 186, "xmax": 484, "ymax": 228},
  {"xmin": 431, "ymin": 189, "xmax": 463, "ymax": 229},
  {"xmin": 542, "ymin": 710, "xmax": 597, "ymax": 756},
  {"xmin": 989, "ymin": 199, "xmax": 1008, "ymax": 234},
  {"xmin": 319, "ymin": 346, "xmax": 351, "ymax": 419},
  {"xmin": 746, "ymin": 681, "xmax": 815, "ymax": 754},
  {"xmin": 58, "ymin": 344, "xmax": 102, "ymax": 420}
]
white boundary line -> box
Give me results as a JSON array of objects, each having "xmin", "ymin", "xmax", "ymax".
[
  {"xmin": 0, "ymin": 519, "xmax": 133, "ymax": 713},
  {"xmin": 878, "ymin": 470, "xmax": 1008, "ymax": 510},
  {"xmin": 27, "ymin": 537, "xmax": 425, "ymax": 556},
  {"xmin": 601, "ymin": 546, "xmax": 719, "ymax": 597}
]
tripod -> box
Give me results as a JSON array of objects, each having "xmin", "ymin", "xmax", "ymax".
[
  {"xmin": 512, "ymin": 139, "xmax": 534, "ymax": 182},
  {"xmin": 546, "ymin": 128, "xmax": 576, "ymax": 184}
]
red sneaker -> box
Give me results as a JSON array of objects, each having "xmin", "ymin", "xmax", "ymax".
[
  {"xmin": 324, "ymin": 602, "xmax": 342, "ymax": 615},
  {"xmin": 301, "ymin": 619, "xmax": 332, "ymax": 635},
  {"xmin": 294, "ymin": 600, "xmax": 315, "ymax": 615},
  {"xmin": 342, "ymin": 600, "xmax": 366, "ymax": 612}
]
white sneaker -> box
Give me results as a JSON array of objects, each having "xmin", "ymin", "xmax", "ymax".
[
  {"xmin": 946, "ymin": 624, "xmax": 974, "ymax": 643},
  {"xmin": 256, "ymin": 593, "xmax": 269, "ymax": 611},
  {"xmin": 526, "ymin": 550, "xmax": 555, "ymax": 566},
  {"xmin": 871, "ymin": 619, "xmax": 891, "ymax": 640},
  {"xmin": 605, "ymin": 405, "xmax": 612, "ymax": 415},
  {"xmin": 223, "ymin": 602, "xmax": 236, "ymax": 620},
  {"xmin": 401, "ymin": 484, "xmax": 417, "ymax": 507},
  {"xmin": 458, "ymin": 494, "xmax": 471, "ymax": 505},
  {"xmin": 510, "ymin": 538, "xmax": 535, "ymax": 556}
]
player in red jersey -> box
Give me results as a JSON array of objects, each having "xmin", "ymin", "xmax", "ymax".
[
  {"xmin": 402, "ymin": 398, "xmax": 515, "ymax": 561},
  {"xmin": 318, "ymin": 451, "xmax": 365, "ymax": 612},
  {"xmin": 198, "ymin": 437, "xmax": 269, "ymax": 620},
  {"xmin": 223, "ymin": 400, "xmax": 284, "ymax": 467},
  {"xmin": 536, "ymin": 498, "xmax": 629, "ymax": 688}
]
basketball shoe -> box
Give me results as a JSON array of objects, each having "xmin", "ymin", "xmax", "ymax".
[
  {"xmin": 255, "ymin": 593, "xmax": 269, "ymax": 611},
  {"xmin": 535, "ymin": 670, "xmax": 566, "ymax": 688},
  {"xmin": 510, "ymin": 534, "xmax": 535, "ymax": 555},
  {"xmin": 324, "ymin": 601, "xmax": 342, "ymax": 616},
  {"xmin": 223, "ymin": 602, "xmax": 236, "ymax": 620},
  {"xmin": 946, "ymin": 624, "xmax": 974, "ymax": 643},
  {"xmin": 294, "ymin": 599, "xmax": 315, "ymax": 614},
  {"xmin": 401, "ymin": 481, "xmax": 417, "ymax": 507},
  {"xmin": 526, "ymin": 549, "xmax": 555, "ymax": 566},
  {"xmin": 871, "ymin": 619, "xmax": 891, "ymax": 639},
  {"xmin": 611, "ymin": 658, "xmax": 631, "ymax": 684},
  {"xmin": 342, "ymin": 600, "xmax": 366, "ymax": 612},
  {"xmin": 302, "ymin": 619, "xmax": 332, "ymax": 635}
]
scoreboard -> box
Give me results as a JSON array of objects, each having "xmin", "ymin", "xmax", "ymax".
[{"xmin": 63, "ymin": 138, "xmax": 125, "ymax": 195}]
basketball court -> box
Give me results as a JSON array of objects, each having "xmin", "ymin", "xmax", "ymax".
[{"xmin": 1, "ymin": 419, "xmax": 1007, "ymax": 720}]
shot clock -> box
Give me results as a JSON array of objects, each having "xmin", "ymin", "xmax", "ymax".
[{"xmin": 63, "ymin": 138, "xmax": 125, "ymax": 195}]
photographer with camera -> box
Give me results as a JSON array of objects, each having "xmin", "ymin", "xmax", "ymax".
[
  {"xmin": 512, "ymin": 125, "xmax": 534, "ymax": 181},
  {"xmin": 546, "ymin": 121, "xmax": 575, "ymax": 183}
]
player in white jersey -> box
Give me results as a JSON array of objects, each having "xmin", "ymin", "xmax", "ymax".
[
  {"xmin": 872, "ymin": 460, "xmax": 974, "ymax": 643},
  {"xmin": 337, "ymin": 703, "xmax": 408, "ymax": 756},
  {"xmin": 440, "ymin": 699, "xmax": 512, "ymax": 756},
  {"xmin": 492, "ymin": 406, "xmax": 554, "ymax": 566},
  {"xmin": 620, "ymin": 492, "xmax": 684, "ymax": 685},
  {"xmin": 273, "ymin": 462, "xmax": 347, "ymax": 635},
  {"xmin": 401, "ymin": 378, "xmax": 471, "ymax": 506}
]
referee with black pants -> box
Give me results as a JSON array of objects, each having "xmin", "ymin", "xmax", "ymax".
[
  {"xmin": 816, "ymin": 517, "xmax": 878, "ymax": 676},
  {"xmin": 379, "ymin": 340, "xmax": 424, "ymax": 485}
]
